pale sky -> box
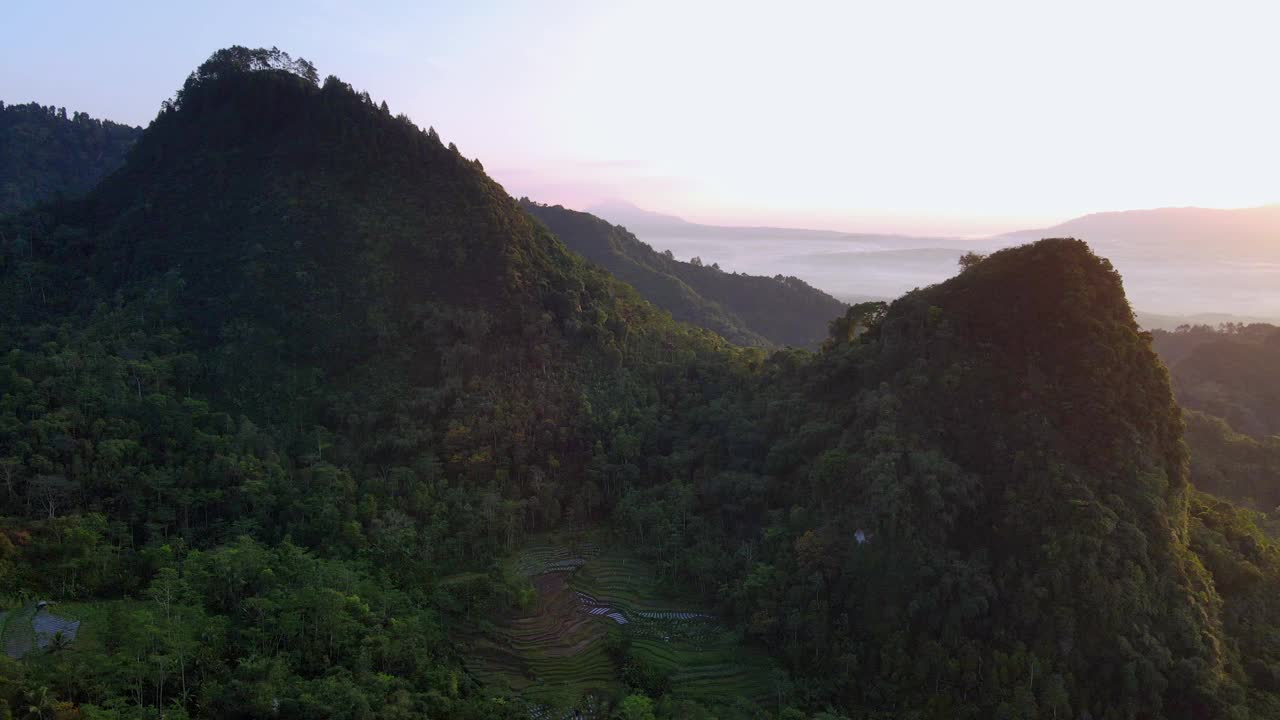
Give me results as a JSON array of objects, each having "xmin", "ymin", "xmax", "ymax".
[{"xmin": 4, "ymin": 0, "xmax": 1278, "ymax": 235}]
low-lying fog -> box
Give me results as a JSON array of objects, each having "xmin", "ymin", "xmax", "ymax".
[{"xmin": 593, "ymin": 204, "xmax": 1280, "ymax": 328}]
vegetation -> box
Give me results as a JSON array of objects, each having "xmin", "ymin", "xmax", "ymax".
[
  {"xmin": 461, "ymin": 538, "xmax": 778, "ymax": 716},
  {"xmin": 0, "ymin": 46, "xmax": 750, "ymax": 719},
  {"xmin": 522, "ymin": 201, "xmax": 848, "ymax": 349},
  {"xmin": 608, "ymin": 240, "xmax": 1273, "ymax": 718},
  {"xmin": 0, "ymin": 102, "xmax": 140, "ymax": 216},
  {"xmin": 1151, "ymin": 323, "xmax": 1280, "ymax": 438},
  {"xmin": 3, "ymin": 46, "xmax": 1280, "ymax": 719},
  {"xmin": 1182, "ymin": 410, "xmax": 1280, "ymax": 513}
]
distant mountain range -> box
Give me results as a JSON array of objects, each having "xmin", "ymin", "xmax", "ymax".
[
  {"xmin": 998, "ymin": 205, "xmax": 1280, "ymax": 260},
  {"xmin": 587, "ymin": 200, "xmax": 1280, "ymax": 323}
]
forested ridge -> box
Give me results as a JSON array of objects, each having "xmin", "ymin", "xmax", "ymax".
[
  {"xmin": 520, "ymin": 201, "xmax": 848, "ymax": 349},
  {"xmin": 0, "ymin": 102, "xmax": 141, "ymax": 216},
  {"xmin": 2, "ymin": 47, "xmax": 1280, "ymax": 719},
  {"xmin": 1152, "ymin": 323, "xmax": 1280, "ymax": 439},
  {"xmin": 1150, "ymin": 323, "xmax": 1280, "ymax": 528}
]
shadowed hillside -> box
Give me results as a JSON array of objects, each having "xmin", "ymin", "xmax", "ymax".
[
  {"xmin": 523, "ymin": 201, "xmax": 848, "ymax": 348},
  {"xmin": 0, "ymin": 101, "xmax": 140, "ymax": 215}
]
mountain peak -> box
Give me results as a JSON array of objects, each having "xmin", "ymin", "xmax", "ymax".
[{"xmin": 583, "ymin": 199, "xmax": 691, "ymax": 229}]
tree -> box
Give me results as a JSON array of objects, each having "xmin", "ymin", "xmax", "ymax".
[
  {"xmin": 958, "ymin": 251, "xmax": 987, "ymax": 270},
  {"xmin": 0, "ymin": 458, "xmax": 21, "ymax": 504},
  {"xmin": 19, "ymin": 686, "xmax": 55, "ymax": 720},
  {"xmin": 613, "ymin": 694, "xmax": 655, "ymax": 720},
  {"xmin": 29, "ymin": 476, "xmax": 76, "ymax": 520},
  {"xmin": 824, "ymin": 301, "xmax": 887, "ymax": 348}
]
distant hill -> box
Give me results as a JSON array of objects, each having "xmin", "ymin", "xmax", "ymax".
[
  {"xmin": 587, "ymin": 198, "xmax": 942, "ymax": 244},
  {"xmin": 585, "ymin": 199, "xmax": 695, "ymax": 231},
  {"xmin": 523, "ymin": 200, "xmax": 848, "ymax": 348},
  {"xmin": 995, "ymin": 205, "xmax": 1280, "ymax": 319},
  {"xmin": 587, "ymin": 201, "xmax": 1280, "ymax": 319},
  {"xmin": 1136, "ymin": 310, "xmax": 1280, "ymax": 331},
  {"xmin": 0, "ymin": 101, "xmax": 141, "ymax": 215},
  {"xmin": 998, "ymin": 205, "xmax": 1280, "ymax": 260},
  {"xmin": 582, "ymin": 201, "xmax": 970, "ymax": 304}
]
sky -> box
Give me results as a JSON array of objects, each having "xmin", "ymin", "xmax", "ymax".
[{"xmin": 4, "ymin": 0, "xmax": 1279, "ymax": 236}]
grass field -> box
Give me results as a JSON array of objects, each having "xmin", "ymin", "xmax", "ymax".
[{"xmin": 462, "ymin": 534, "xmax": 779, "ymax": 713}]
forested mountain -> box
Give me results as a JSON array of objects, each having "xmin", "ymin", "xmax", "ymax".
[
  {"xmin": 999, "ymin": 205, "xmax": 1280, "ymax": 261},
  {"xmin": 521, "ymin": 201, "xmax": 848, "ymax": 348},
  {"xmin": 0, "ymin": 101, "xmax": 141, "ymax": 215},
  {"xmin": 620, "ymin": 240, "xmax": 1276, "ymax": 718},
  {"xmin": 3, "ymin": 47, "xmax": 1280, "ymax": 719},
  {"xmin": 0, "ymin": 47, "xmax": 749, "ymax": 719}
]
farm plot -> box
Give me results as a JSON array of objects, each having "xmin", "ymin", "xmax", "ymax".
[
  {"xmin": 463, "ymin": 538, "xmax": 780, "ymax": 712},
  {"xmin": 0, "ymin": 602, "xmax": 81, "ymax": 659}
]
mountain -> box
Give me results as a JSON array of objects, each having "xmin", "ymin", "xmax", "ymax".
[
  {"xmin": 580, "ymin": 202, "xmax": 972, "ymax": 309},
  {"xmin": 1136, "ymin": 310, "xmax": 1280, "ymax": 332},
  {"xmin": 999, "ymin": 205, "xmax": 1280, "ymax": 260},
  {"xmin": 587, "ymin": 201, "xmax": 1280, "ymax": 321},
  {"xmin": 606, "ymin": 239, "xmax": 1280, "ymax": 717},
  {"xmin": 587, "ymin": 199, "xmax": 946, "ymax": 245},
  {"xmin": 585, "ymin": 199, "xmax": 694, "ymax": 231},
  {"xmin": 522, "ymin": 200, "xmax": 848, "ymax": 348},
  {"xmin": 0, "ymin": 101, "xmax": 141, "ymax": 215},
  {"xmin": 998, "ymin": 206, "xmax": 1280, "ymax": 319},
  {"xmin": 0, "ymin": 47, "xmax": 747, "ymax": 718},
  {"xmin": 4, "ymin": 46, "xmax": 1280, "ymax": 720}
]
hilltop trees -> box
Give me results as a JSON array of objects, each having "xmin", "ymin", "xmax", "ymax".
[{"xmin": 189, "ymin": 45, "xmax": 318, "ymax": 85}]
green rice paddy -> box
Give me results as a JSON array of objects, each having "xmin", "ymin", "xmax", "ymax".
[{"xmin": 462, "ymin": 535, "xmax": 779, "ymax": 711}]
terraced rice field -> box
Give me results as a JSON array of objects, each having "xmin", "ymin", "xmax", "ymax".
[
  {"xmin": 0, "ymin": 603, "xmax": 81, "ymax": 659},
  {"xmin": 463, "ymin": 535, "xmax": 779, "ymax": 711}
]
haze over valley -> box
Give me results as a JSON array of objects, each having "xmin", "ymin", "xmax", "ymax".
[{"xmin": 588, "ymin": 200, "xmax": 1280, "ymax": 323}]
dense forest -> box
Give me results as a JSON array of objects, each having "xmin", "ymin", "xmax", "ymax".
[
  {"xmin": 1150, "ymin": 324, "xmax": 1280, "ymax": 517},
  {"xmin": 1152, "ymin": 323, "xmax": 1280, "ymax": 439},
  {"xmin": 0, "ymin": 102, "xmax": 141, "ymax": 216},
  {"xmin": 2, "ymin": 47, "xmax": 1280, "ymax": 719},
  {"xmin": 521, "ymin": 201, "xmax": 848, "ymax": 349}
]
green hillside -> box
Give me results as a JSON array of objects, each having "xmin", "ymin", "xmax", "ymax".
[
  {"xmin": 1152, "ymin": 323, "xmax": 1280, "ymax": 438},
  {"xmin": 608, "ymin": 240, "xmax": 1274, "ymax": 717},
  {"xmin": 522, "ymin": 201, "xmax": 847, "ymax": 349},
  {"xmin": 0, "ymin": 101, "xmax": 141, "ymax": 215}
]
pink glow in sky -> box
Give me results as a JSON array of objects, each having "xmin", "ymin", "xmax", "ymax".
[{"xmin": 4, "ymin": 0, "xmax": 1279, "ymax": 235}]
